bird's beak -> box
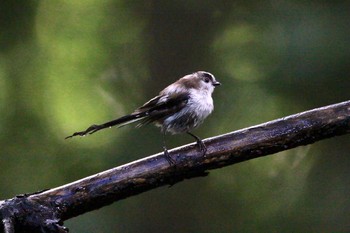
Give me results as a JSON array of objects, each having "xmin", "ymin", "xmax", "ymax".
[{"xmin": 213, "ymin": 81, "xmax": 221, "ymax": 86}]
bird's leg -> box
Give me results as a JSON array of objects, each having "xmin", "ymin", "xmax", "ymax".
[
  {"xmin": 163, "ymin": 132, "xmax": 175, "ymax": 165},
  {"xmin": 187, "ymin": 132, "xmax": 207, "ymax": 156}
]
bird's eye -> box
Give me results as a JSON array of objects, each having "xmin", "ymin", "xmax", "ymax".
[{"xmin": 204, "ymin": 77, "xmax": 210, "ymax": 83}]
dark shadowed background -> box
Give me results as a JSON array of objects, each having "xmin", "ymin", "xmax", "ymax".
[{"xmin": 1, "ymin": 1, "xmax": 349, "ymax": 232}]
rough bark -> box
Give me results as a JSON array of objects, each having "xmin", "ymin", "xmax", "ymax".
[{"xmin": 1, "ymin": 100, "xmax": 350, "ymax": 232}]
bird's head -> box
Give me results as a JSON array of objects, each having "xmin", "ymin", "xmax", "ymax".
[{"xmin": 181, "ymin": 71, "xmax": 221, "ymax": 94}]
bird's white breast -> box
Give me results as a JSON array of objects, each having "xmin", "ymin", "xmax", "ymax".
[
  {"xmin": 161, "ymin": 83, "xmax": 215, "ymax": 134},
  {"xmin": 188, "ymin": 88, "xmax": 214, "ymax": 119}
]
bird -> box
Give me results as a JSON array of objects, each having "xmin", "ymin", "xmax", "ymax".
[{"xmin": 66, "ymin": 71, "xmax": 221, "ymax": 164}]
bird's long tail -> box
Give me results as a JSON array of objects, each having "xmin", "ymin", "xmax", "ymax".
[{"xmin": 65, "ymin": 114, "xmax": 146, "ymax": 139}]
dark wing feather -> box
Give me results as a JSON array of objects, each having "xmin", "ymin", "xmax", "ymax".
[
  {"xmin": 135, "ymin": 95, "xmax": 163, "ymax": 112},
  {"xmin": 134, "ymin": 92, "xmax": 189, "ymax": 127},
  {"xmin": 65, "ymin": 92, "xmax": 189, "ymax": 139}
]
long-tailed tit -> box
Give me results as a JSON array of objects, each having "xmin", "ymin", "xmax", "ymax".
[{"xmin": 66, "ymin": 71, "xmax": 221, "ymax": 164}]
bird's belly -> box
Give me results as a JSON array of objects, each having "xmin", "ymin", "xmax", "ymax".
[{"xmin": 162, "ymin": 100, "xmax": 213, "ymax": 134}]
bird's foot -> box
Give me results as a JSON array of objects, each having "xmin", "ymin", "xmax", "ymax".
[
  {"xmin": 187, "ymin": 132, "xmax": 207, "ymax": 157},
  {"xmin": 163, "ymin": 146, "xmax": 176, "ymax": 166},
  {"xmin": 196, "ymin": 140, "xmax": 207, "ymax": 157}
]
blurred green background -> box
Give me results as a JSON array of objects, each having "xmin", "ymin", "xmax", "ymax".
[{"xmin": 1, "ymin": 0, "xmax": 350, "ymax": 232}]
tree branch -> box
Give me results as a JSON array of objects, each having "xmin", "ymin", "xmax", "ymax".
[{"xmin": 1, "ymin": 100, "xmax": 350, "ymax": 232}]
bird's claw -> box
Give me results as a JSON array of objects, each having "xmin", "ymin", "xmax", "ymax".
[
  {"xmin": 163, "ymin": 147, "xmax": 176, "ymax": 165},
  {"xmin": 197, "ymin": 140, "xmax": 207, "ymax": 156}
]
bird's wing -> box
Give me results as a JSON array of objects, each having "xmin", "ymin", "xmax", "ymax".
[{"xmin": 133, "ymin": 92, "xmax": 190, "ymax": 126}]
